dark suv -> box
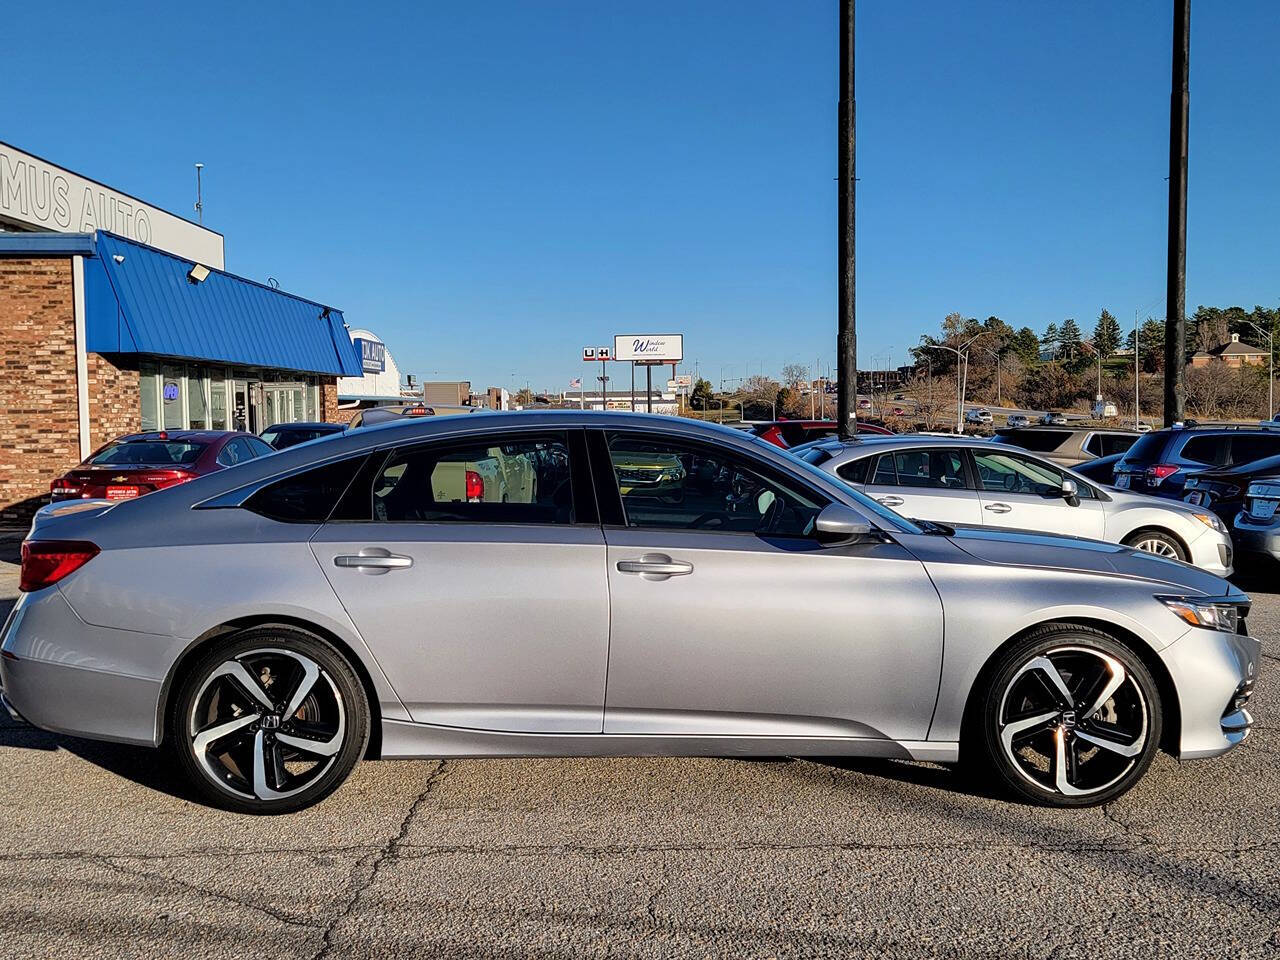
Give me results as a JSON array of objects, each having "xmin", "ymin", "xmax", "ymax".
[{"xmin": 1112, "ymin": 424, "xmax": 1280, "ymax": 499}]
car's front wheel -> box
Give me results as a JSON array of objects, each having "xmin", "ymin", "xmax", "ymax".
[
  {"xmin": 972, "ymin": 624, "xmax": 1162, "ymax": 807},
  {"xmin": 1123, "ymin": 528, "xmax": 1187, "ymax": 562},
  {"xmin": 171, "ymin": 626, "xmax": 370, "ymax": 814}
]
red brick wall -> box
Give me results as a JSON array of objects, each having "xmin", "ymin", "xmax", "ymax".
[
  {"xmin": 0, "ymin": 258, "xmax": 80, "ymax": 524},
  {"xmin": 87, "ymin": 354, "xmax": 140, "ymax": 451},
  {"xmin": 321, "ymin": 379, "xmax": 340, "ymax": 421}
]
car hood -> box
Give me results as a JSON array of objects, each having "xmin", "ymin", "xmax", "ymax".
[{"xmin": 943, "ymin": 526, "xmax": 1233, "ymax": 597}]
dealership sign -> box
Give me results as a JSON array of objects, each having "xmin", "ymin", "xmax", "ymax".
[
  {"xmin": 613, "ymin": 334, "xmax": 683, "ymax": 363},
  {"xmin": 0, "ymin": 142, "xmax": 225, "ymax": 268},
  {"xmin": 355, "ymin": 337, "xmax": 386, "ymax": 373}
]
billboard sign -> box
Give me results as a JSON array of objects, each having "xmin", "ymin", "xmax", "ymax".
[
  {"xmin": 354, "ymin": 337, "xmax": 386, "ymax": 373},
  {"xmin": 0, "ymin": 141, "xmax": 226, "ymax": 268},
  {"xmin": 614, "ymin": 334, "xmax": 683, "ymax": 363}
]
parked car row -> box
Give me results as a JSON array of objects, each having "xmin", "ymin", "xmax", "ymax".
[{"xmin": 5, "ymin": 410, "xmax": 1258, "ymax": 816}]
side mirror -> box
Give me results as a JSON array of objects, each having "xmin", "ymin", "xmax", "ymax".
[
  {"xmin": 1061, "ymin": 478, "xmax": 1080, "ymax": 506},
  {"xmin": 814, "ymin": 502, "xmax": 876, "ymax": 542}
]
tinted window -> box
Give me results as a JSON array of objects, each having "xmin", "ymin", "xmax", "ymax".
[
  {"xmin": 246, "ymin": 457, "xmax": 365, "ymax": 523},
  {"xmin": 1231, "ymin": 434, "xmax": 1280, "ymax": 466},
  {"xmin": 889, "ymin": 449, "xmax": 967, "ymax": 489},
  {"xmin": 371, "ymin": 435, "xmax": 573, "ymax": 524},
  {"xmin": 89, "ymin": 440, "xmax": 204, "ymax": 465},
  {"xmin": 246, "ymin": 437, "xmax": 274, "ymax": 458},
  {"xmin": 1083, "ymin": 435, "xmax": 1103, "ymax": 457},
  {"xmin": 1180, "ymin": 435, "xmax": 1228, "ymax": 465},
  {"xmin": 217, "ymin": 440, "xmax": 246, "ymax": 467},
  {"xmin": 973, "ymin": 450, "xmax": 1089, "ymax": 498},
  {"xmin": 835, "ymin": 456, "xmax": 871, "ymax": 485},
  {"xmin": 871, "ymin": 454, "xmax": 897, "ymax": 485},
  {"xmin": 993, "ymin": 429, "xmax": 1072, "ymax": 452},
  {"xmin": 798, "ymin": 446, "xmax": 834, "ymax": 467},
  {"xmin": 1098, "ymin": 434, "xmax": 1138, "ymax": 457},
  {"xmin": 1121, "ymin": 432, "xmax": 1169, "ymax": 463},
  {"xmin": 606, "ymin": 434, "xmax": 824, "ymax": 536}
]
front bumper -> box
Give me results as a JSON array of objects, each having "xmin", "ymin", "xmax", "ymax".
[
  {"xmin": 1159, "ymin": 615, "xmax": 1261, "ymax": 759},
  {"xmin": 1186, "ymin": 529, "xmax": 1234, "ymax": 578}
]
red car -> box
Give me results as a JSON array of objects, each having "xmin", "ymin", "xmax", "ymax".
[
  {"xmin": 749, "ymin": 419, "xmax": 893, "ymax": 449},
  {"xmin": 49, "ymin": 430, "xmax": 275, "ymax": 503}
]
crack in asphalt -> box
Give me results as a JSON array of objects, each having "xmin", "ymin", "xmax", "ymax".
[{"xmin": 309, "ymin": 760, "xmax": 447, "ymax": 960}]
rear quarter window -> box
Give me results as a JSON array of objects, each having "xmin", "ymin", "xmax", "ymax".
[
  {"xmin": 1179, "ymin": 435, "xmax": 1228, "ymax": 466},
  {"xmin": 993, "ymin": 429, "xmax": 1072, "ymax": 452},
  {"xmin": 246, "ymin": 457, "xmax": 366, "ymax": 523}
]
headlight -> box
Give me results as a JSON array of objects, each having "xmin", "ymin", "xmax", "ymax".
[
  {"xmin": 1158, "ymin": 595, "xmax": 1239, "ymax": 632},
  {"xmin": 1193, "ymin": 512, "xmax": 1228, "ymax": 535}
]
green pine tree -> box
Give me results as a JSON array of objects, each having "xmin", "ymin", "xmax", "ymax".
[{"xmin": 1092, "ymin": 309, "xmax": 1122, "ymax": 357}]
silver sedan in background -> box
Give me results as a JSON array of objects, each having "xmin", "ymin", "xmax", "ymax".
[
  {"xmin": 796, "ymin": 435, "xmax": 1234, "ymax": 575},
  {"xmin": 0, "ymin": 413, "xmax": 1258, "ymax": 813}
]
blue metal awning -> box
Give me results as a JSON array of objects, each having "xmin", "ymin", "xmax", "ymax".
[{"xmin": 81, "ymin": 232, "xmax": 362, "ymax": 376}]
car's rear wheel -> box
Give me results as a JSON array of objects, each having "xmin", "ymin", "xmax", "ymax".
[
  {"xmin": 973, "ymin": 625, "xmax": 1162, "ymax": 807},
  {"xmin": 1123, "ymin": 528, "xmax": 1187, "ymax": 562},
  {"xmin": 171, "ymin": 626, "xmax": 369, "ymax": 814}
]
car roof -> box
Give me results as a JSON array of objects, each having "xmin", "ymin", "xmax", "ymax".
[
  {"xmin": 808, "ymin": 433, "xmax": 1012, "ymax": 452},
  {"xmin": 116, "ymin": 430, "xmax": 244, "ymax": 442},
  {"xmin": 264, "ymin": 421, "xmax": 343, "ymax": 430}
]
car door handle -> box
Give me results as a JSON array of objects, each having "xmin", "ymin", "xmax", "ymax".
[
  {"xmin": 334, "ymin": 549, "xmax": 413, "ymax": 573},
  {"xmin": 984, "ymin": 503, "xmax": 1012, "ymax": 514},
  {"xmin": 877, "ymin": 496, "xmax": 904, "ymax": 507},
  {"xmin": 616, "ymin": 554, "xmax": 694, "ymax": 579}
]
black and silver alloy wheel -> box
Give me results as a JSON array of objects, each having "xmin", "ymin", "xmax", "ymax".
[
  {"xmin": 976, "ymin": 625, "xmax": 1162, "ymax": 807},
  {"xmin": 172, "ymin": 627, "xmax": 369, "ymax": 814},
  {"xmin": 1124, "ymin": 529, "xmax": 1186, "ymax": 561}
]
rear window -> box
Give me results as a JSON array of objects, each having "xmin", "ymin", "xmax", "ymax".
[
  {"xmin": 246, "ymin": 457, "xmax": 366, "ymax": 523},
  {"xmin": 992, "ymin": 429, "xmax": 1072, "ymax": 452},
  {"xmin": 1097, "ymin": 434, "xmax": 1138, "ymax": 457},
  {"xmin": 835, "ymin": 457, "xmax": 871, "ymax": 485},
  {"xmin": 1120, "ymin": 432, "xmax": 1170, "ymax": 463},
  {"xmin": 89, "ymin": 441, "xmax": 205, "ymax": 465}
]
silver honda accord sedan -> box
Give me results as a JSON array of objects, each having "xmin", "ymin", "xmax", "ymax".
[{"xmin": 0, "ymin": 412, "xmax": 1259, "ymax": 813}]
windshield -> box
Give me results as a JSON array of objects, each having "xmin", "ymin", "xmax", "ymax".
[
  {"xmin": 88, "ymin": 440, "xmax": 205, "ymax": 465},
  {"xmin": 762, "ymin": 437, "xmax": 923, "ymax": 535}
]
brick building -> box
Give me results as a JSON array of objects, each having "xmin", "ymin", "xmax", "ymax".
[{"xmin": 0, "ymin": 231, "xmax": 361, "ymax": 523}]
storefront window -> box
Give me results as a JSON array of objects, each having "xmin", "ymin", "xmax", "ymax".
[
  {"xmin": 162, "ymin": 366, "xmax": 185, "ymax": 430},
  {"xmin": 210, "ymin": 377, "xmax": 228, "ymax": 430},
  {"xmin": 140, "ymin": 365, "xmax": 160, "ymax": 431},
  {"xmin": 188, "ymin": 368, "xmax": 210, "ymax": 429}
]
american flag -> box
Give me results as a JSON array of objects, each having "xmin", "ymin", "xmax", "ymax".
[{"xmin": 569, "ymin": 377, "xmax": 582, "ymax": 388}]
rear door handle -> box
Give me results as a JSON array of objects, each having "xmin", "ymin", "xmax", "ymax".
[
  {"xmin": 877, "ymin": 496, "xmax": 904, "ymax": 507},
  {"xmin": 616, "ymin": 553, "xmax": 694, "ymax": 580},
  {"xmin": 984, "ymin": 503, "xmax": 1012, "ymax": 514},
  {"xmin": 334, "ymin": 548, "xmax": 413, "ymax": 574}
]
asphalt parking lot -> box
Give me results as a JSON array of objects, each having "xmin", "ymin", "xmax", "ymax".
[{"xmin": 0, "ymin": 559, "xmax": 1278, "ymax": 959}]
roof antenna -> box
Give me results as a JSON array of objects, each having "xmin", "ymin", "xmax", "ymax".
[{"xmin": 194, "ymin": 163, "xmax": 204, "ymax": 224}]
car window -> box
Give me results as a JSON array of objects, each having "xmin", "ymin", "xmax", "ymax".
[
  {"xmin": 370, "ymin": 434, "xmax": 573, "ymax": 524},
  {"xmin": 1083, "ymin": 435, "xmax": 1103, "ymax": 457},
  {"xmin": 1099, "ymin": 434, "xmax": 1137, "ymax": 457},
  {"xmin": 992, "ymin": 429, "xmax": 1071, "ymax": 452},
  {"xmin": 870, "ymin": 454, "xmax": 897, "ymax": 485},
  {"xmin": 1180, "ymin": 435, "xmax": 1228, "ymax": 466},
  {"xmin": 89, "ymin": 440, "xmax": 205, "ymax": 465},
  {"xmin": 973, "ymin": 450, "xmax": 1090, "ymax": 498},
  {"xmin": 246, "ymin": 457, "xmax": 367, "ymax": 523},
  {"xmin": 217, "ymin": 439, "xmax": 245, "ymax": 467},
  {"xmin": 1121, "ymin": 432, "xmax": 1168, "ymax": 463},
  {"xmin": 245, "ymin": 437, "xmax": 275, "ymax": 458},
  {"xmin": 606, "ymin": 434, "xmax": 825, "ymax": 537},
  {"xmin": 1231, "ymin": 434, "xmax": 1280, "ymax": 466},
  {"xmin": 887, "ymin": 448, "xmax": 966, "ymax": 489},
  {"xmin": 835, "ymin": 456, "xmax": 871, "ymax": 485}
]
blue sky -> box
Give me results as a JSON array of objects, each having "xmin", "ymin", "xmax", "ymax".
[{"xmin": 6, "ymin": 2, "xmax": 1278, "ymax": 392}]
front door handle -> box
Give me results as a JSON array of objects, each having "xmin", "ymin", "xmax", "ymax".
[
  {"xmin": 877, "ymin": 496, "xmax": 904, "ymax": 507},
  {"xmin": 616, "ymin": 553, "xmax": 694, "ymax": 581},
  {"xmin": 984, "ymin": 502, "xmax": 1012, "ymax": 514},
  {"xmin": 334, "ymin": 548, "xmax": 413, "ymax": 574}
]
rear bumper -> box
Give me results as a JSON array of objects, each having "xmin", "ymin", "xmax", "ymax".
[{"xmin": 1232, "ymin": 515, "xmax": 1280, "ymax": 561}]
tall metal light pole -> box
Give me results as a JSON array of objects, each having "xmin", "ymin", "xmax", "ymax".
[
  {"xmin": 1163, "ymin": 0, "xmax": 1190, "ymax": 425},
  {"xmin": 923, "ymin": 334, "xmax": 981, "ymax": 433},
  {"xmin": 836, "ymin": 0, "xmax": 858, "ymax": 439},
  {"xmin": 1243, "ymin": 320, "xmax": 1275, "ymax": 419},
  {"xmin": 194, "ymin": 163, "xmax": 204, "ymax": 224}
]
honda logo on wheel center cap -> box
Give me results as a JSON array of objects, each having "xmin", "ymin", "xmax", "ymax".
[{"xmin": 262, "ymin": 715, "xmax": 281, "ymax": 729}]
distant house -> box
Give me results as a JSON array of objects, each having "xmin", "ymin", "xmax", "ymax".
[{"xmin": 1190, "ymin": 333, "xmax": 1268, "ymax": 369}]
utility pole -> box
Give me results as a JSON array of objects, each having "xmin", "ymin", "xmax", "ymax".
[
  {"xmin": 1163, "ymin": 0, "xmax": 1190, "ymax": 425},
  {"xmin": 836, "ymin": 0, "xmax": 858, "ymax": 438},
  {"xmin": 1134, "ymin": 309, "xmax": 1141, "ymax": 428},
  {"xmin": 194, "ymin": 163, "xmax": 204, "ymax": 224}
]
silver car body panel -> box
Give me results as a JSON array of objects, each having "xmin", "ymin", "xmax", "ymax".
[{"xmin": 0, "ymin": 412, "xmax": 1257, "ymax": 768}]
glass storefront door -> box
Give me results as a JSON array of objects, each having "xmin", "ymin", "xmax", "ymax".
[{"xmin": 257, "ymin": 382, "xmax": 308, "ymax": 429}]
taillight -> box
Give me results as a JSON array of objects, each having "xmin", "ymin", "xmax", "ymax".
[
  {"xmin": 465, "ymin": 470, "xmax": 484, "ymax": 502},
  {"xmin": 1146, "ymin": 464, "xmax": 1180, "ymax": 485},
  {"xmin": 50, "ymin": 478, "xmax": 80, "ymax": 497},
  {"xmin": 138, "ymin": 470, "xmax": 197, "ymax": 490},
  {"xmin": 20, "ymin": 540, "xmax": 99, "ymax": 592}
]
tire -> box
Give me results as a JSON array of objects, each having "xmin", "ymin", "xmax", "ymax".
[
  {"xmin": 170, "ymin": 626, "xmax": 370, "ymax": 815},
  {"xmin": 970, "ymin": 624, "xmax": 1162, "ymax": 808},
  {"xmin": 1123, "ymin": 528, "xmax": 1187, "ymax": 562}
]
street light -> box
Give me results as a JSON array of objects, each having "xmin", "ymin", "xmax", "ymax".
[
  {"xmin": 979, "ymin": 346, "xmax": 1002, "ymax": 409},
  {"xmin": 922, "ymin": 333, "xmax": 982, "ymax": 433},
  {"xmin": 1242, "ymin": 319, "xmax": 1275, "ymax": 420}
]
